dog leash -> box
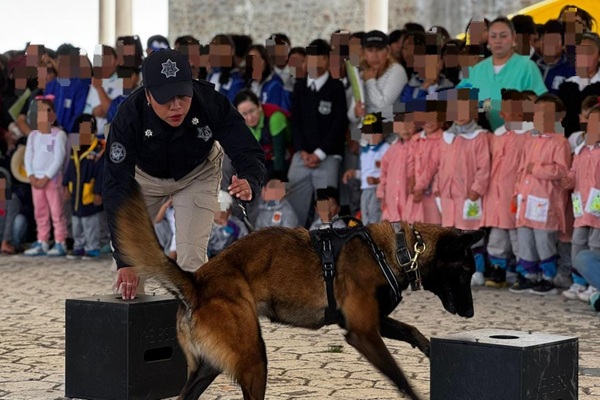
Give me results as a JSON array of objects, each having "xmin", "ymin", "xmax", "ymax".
[{"xmin": 235, "ymin": 198, "xmax": 255, "ymax": 232}]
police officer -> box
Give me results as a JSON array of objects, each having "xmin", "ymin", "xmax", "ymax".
[{"xmin": 103, "ymin": 49, "xmax": 266, "ymax": 299}]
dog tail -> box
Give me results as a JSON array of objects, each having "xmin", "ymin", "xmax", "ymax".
[{"xmin": 114, "ymin": 182, "xmax": 197, "ymax": 304}]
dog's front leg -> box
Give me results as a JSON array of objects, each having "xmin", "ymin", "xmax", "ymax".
[
  {"xmin": 178, "ymin": 361, "xmax": 221, "ymax": 400},
  {"xmin": 345, "ymin": 330, "xmax": 421, "ymax": 400},
  {"xmin": 379, "ymin": 316, "xmax": 431, "ymax": 358}
]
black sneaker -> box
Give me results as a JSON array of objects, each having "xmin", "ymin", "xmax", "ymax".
[
  {"xmin": 485, "ymin": 266, "xmax": 508, "ymax": 288},
  {"xmin": 531, "ymin": 279, "xmax": 558, "ymax": 296},
  {"xmin": 509, "ymin": 275, "xmax": 537, "ymax": 294}
]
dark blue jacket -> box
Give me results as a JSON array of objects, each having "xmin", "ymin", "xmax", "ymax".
[
  {"xmin": 207, "ymin": 68, "xmax": 245, "ymax": 103},
  {"xmin": 62, "ymin": 139, "xmax": 104, "ymax": 217},
  {"xmin": 260, "ymin": 74, "xmax": 291, "ymax": 113},
  {"xmin": 536, "ymin": 54, "xmax": 576, "ymax": 95},
  {"xmin": 45, "ymin": 78, "xmax": 91, "ymax": 133}
]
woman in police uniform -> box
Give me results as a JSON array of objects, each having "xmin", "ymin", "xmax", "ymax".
[{"xmin": 103, "ymin": 49, "xmax": 266, "ymax": 299}]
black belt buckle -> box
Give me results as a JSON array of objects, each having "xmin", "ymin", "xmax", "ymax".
[
  {"xmin": 322, "ymin": 239, "xmax": 335, "ymax": 278},
  {"xmin": 323, "ymin": 262, "xmax": 335, "ymax": 278},
  {"xmin": 396, "ymin": 246, "xmax": 412, "ymax": 267}
]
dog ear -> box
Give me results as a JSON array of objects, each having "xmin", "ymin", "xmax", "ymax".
[
  {"xmin": 461, "ymin": 229, "xmax": 485, "ymax": 246},
  {"xmin": 438, "ymin": 229, "xmax": 484, "ymax": 259}
]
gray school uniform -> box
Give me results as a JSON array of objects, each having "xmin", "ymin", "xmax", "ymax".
[{"xmin": 255, "ymin": 199, "xmax": 299, "ymax": 229}]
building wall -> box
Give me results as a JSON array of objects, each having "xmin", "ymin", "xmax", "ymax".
[{"xmin": 169, "ymin": 0, "xmax": 540, "ymax": 47}]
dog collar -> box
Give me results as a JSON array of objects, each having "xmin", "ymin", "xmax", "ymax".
[{"xmin": 392, "ymin": 222, "xmax": 426, "ymax": 291}]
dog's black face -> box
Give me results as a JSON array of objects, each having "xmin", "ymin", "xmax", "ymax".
[{"xmin": 422, "ymin": 230, "xmax": 485, "ymax": 318}]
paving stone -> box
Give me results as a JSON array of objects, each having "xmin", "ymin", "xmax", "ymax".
[{"xmin": 0, "ymin": 255, "xmax": 599, "ymax": 399}]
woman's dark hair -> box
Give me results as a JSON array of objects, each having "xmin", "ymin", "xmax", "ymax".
[
  {"xmin": 404, "ymin": 22, "xmax": 426, "ymax": 33},
  {"xmin": 230, "ymin": 35, "xmax": 253, "ymax": 61},
  {"xmin": 464, "ymin": 17, "xmax": 491, "ymax": 40},
  {"xmin": 233, "ymin": 88, "xmax": 260, "ymax": 108},
  {"xmin": 175, "ymin": 35, "xmax": 199, "ymax": 47},
  {"xmin": 116, "ymin": 35, "xmax": 144, "ymax": 69},
  {"xmin": 246, "ymin": 44, "xmax": 272, "ymax": 84},
  {"xmin": 350, "ymin": 31, "xmax": 366, "ymax": 41},
  {"xmin": 210, "ymin": 34, "xmax": 236, "ymax": 86},
  {"xmin": 441, "ymin": 39, "xmax": 466, "ymax": 85},
  {"xmin": 559, "ymin": 5, "xmax": 596, "ymax": 31},
  {"xmin": 489, "ymin": 16, "xmax": 516, "ymax": 34},
  {"xmin": 511, "ymin": 14, "xmax": 537, "ymax": 35},
  {"xmin": 388, "ymin": 29, "xmax": 405, "ymax": 44}
]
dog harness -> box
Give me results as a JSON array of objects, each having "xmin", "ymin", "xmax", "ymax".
[{"xmin": 310, "ymin": 218, "xmax": 425, "ymax": 326}]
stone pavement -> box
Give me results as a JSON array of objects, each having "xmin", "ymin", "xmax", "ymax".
[{"xmin": 0, "ymin": 254, "xmax": 599, "ymax": 400}]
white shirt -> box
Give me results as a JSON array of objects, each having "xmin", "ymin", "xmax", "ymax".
[
  {"xmin": 84, "ymin": 73, "xmax": 123, "ymax": 135},
  {"xmin": 275, "ymin": 65, "xmax": 294, "ymax": 92},
  {"xmin": 307, "ymin": 71, "xmax": 329, "ymax": 92},
  {"xmin": 24, "ymin": 127, "xmax": 68, "ymax": 179},
  {"xmin": 359, "ymin": 141, "xmax": 390, "ymax": 190},
  {"xmin": 348, "ymin": 63, "xmax": 408, "ymax": 124}
]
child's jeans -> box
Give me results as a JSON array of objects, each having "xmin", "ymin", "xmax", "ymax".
[
  {"xmin": 72, "ymin": 213, "xmax": 100, "ymax": 252},
  {"xmin": 31, "ymin": 177, "xmax": 68, "ymax": 243},
  {"xmin": 360, "ymin": 187, "xmax": 382, "ymax": 225},
  {"xmin": 517, "ymin": 227, "xmax": 558, "ymax": 280}
]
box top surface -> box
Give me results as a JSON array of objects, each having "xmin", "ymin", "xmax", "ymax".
[
  {"xmin": 66, "ymin": 294, "xmax": 178, "ymax": 306},
  {"xmin": 432, "ymin": 329, "xmax": 577, "ymax": 348}
]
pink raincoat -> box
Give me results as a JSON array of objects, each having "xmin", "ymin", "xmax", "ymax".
[
  {"xmin": 377, "ymin": 138, "xmax": 413, "ymax": 222},
  {"xmin": 515, "ymin": 133, "xmax": 572, "ymax": 232},
  {"xmin": 405, "ymin": 129, "xmax": 442, "ymax": 224},
  {"xmin": 437, "ymin": 129, "xmax": 491, "ymax": 230},
  {"xmin": 484, "ymin": 127, "xmax": 530, "ymax": 229},
  {"xmin": 567, "ymin": 142, "xmax": 600, "ymax": 229}
]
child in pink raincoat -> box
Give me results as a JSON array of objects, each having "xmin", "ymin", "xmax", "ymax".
[
  {"xmin": 511, "ymin": 94, "xmax": 572, "ymax": 296},
  {"xmin": 484, "ymin": 89, "xmax": 533, "ymax": 288},
  {"xmin": 376, "ymin": 110, "xmax": 415, "ymax": 222},
  {"xmin": 560, "ymin": 101, "xmax": 600, "ymax": 301},
  {"xmin": 405, "ymin": 101, "xmax": 443, "ymax": 224},
  {"xmin": 436, "ymin": 88, "xmax": 491, "ymax": 286}
]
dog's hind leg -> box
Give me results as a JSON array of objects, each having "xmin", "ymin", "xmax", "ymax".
[
  {"xmin": 178, "ymin": 360, "xmax": 221, "ymax": 400},
  {"xmin": 345, "ymin": 329, "xmax": 421, "ymax": 400},
  {"xmin": 379, "ymin": 316, "xmax": 431, "ymax": 358}
]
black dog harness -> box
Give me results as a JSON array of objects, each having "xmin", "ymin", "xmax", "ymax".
[{"xmin": 310, "ymin": 218, "xmax": 426, "ymax": 325}]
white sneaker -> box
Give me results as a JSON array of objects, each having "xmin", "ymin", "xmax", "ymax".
[
  {"xmin": 562, "ymin": 283, "xmax": 587, "ymax": 300},
  {"xmin": 24, "ymin": 241, "xmax": 49, "ymax": 256},
  {"xmin": 578, "ymin": 286, "xmax": 599, "ymax": 303},
  {"xmin": 471, "ymin": 271, "xmax": 485, "ymax": 286}
]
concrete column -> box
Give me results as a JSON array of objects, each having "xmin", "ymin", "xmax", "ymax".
[
  {"xmin": 365, "ymin": 0, "xmax": 389, "ymax": 33},
  {"xmin": 115, "ymin": 0, "xmax": 133, "ymax": 38},
  {"xmin": 99, "ymin": 0, "xmax": 116, "ymax": 46}
]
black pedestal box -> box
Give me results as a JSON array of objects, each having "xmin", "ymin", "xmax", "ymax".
[
  {"xmin": 65, "ymin": 294, "xmax": 187, "ymax": 400},
  {"xmin": 430, "ymin": 329, "xmax": 578, "ymax": 400}
]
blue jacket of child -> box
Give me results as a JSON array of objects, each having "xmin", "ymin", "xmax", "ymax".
[{"xmin": 62, "ymin": 139, "xmax": 104, "ymax": 217}]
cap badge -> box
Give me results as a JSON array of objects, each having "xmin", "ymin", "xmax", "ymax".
[{"xmin": 161, "ymin": 59, "xmax": 180, "ymax": 78}]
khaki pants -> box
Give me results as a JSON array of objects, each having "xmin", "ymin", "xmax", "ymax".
[{"xmin": 112, "ymin": 141, "xmax": 223, "ymax": 288}]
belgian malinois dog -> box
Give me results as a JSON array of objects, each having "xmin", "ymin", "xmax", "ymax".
[{"xmin": 115, "ymin": 185, "xmax": 484, "ymax": 400}]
